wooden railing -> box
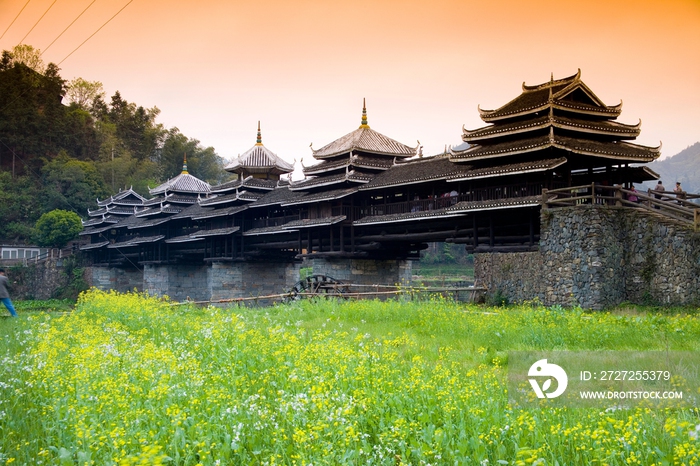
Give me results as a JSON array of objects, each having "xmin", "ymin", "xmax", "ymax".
[{"xmin": 542, "ymin": 183, "xmax": 700, "ymax": 230}]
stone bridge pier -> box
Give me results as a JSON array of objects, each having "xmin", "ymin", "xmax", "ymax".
[{"xmin": 475, "ymin": 206, "xmax": 700, "ymax": 309}]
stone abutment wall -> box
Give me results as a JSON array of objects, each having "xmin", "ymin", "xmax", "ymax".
[{"xmin": 475, "ymin": 206, "xmax": 700, "ymax": 309}]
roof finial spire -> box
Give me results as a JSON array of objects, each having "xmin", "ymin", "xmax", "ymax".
[
  {"xmin": 256, "ymin": 121, "xmax": 263, "ymax": 145},
  {"xmin": 551, "ymin": 72, "xmax": 554, "ymax": 83},
  {"xmin": 182, "ymin": 153, "xmax": 189, "ymax": 174},
  {"xmin": 360, "ymin": 98, "xmax": 369, "ymax": 128}
]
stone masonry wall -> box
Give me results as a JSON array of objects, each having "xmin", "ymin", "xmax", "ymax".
[
  {"xmin": 144, "ymin": 264, "xmax": 209, "ymax": 302},
  {"xmin": 208, "ymin": 261, "xmax": 301, "ymax": 305},
  {"xmin": 88, "ymin": 266, "xmax": 142, "ymax": 293},
  {"xmin": 475, "ymin": 206, "xmax": 700, "ymax": 309}
]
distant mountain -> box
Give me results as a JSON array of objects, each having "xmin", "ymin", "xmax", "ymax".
[{"xmin": 643, "ymin": 142, "xmax": 700, "ymax": 195}]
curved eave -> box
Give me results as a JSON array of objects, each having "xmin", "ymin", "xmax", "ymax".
[
  {"xmin": 450, "ymin": 137, "xmax": 552, "ymax": 162},
  {"xmin": 289, "ymin": 172, "xmax": 373, "ymax": 191},
  {"xmin": 478, "ymin": 102, "xmax": 551, "ymax": 123},
  {"xmin": 452, "ymin": 136, "xmax": 660, "ymax": 163},
  {"xmin": 479, "ymin": 101, "xmax": 622, "ymax": 123},
  {"xmin": 553, "ymin": 101, "xmax": 622, "ymax": 118},
  {"xmin": 553, "ymin": 139, "xmax": 660, "ymax": 162},
  {"xmin": 303, "ymin": 161, "xmax": 351, "ymax": 176},
  {"xmin": 463, "ymin": 117, "xmax": 640, "ymax": 143},
  {"xmin": 463, "ymin": 117, "xmax": 550, "ymax": 142}
]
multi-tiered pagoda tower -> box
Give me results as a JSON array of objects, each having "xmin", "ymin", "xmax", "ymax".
[{"xmin": 451, "ymin": 69, "xmax": 660, "ymax": 186}]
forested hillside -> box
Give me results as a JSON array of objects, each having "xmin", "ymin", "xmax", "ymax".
[
  {"xmin": 644, "ymin": 142, "xmax": 700, "ymax": 194},
  {"xmin": 0, "ymin": 45, "xmax": 230, "ymax": 244}
]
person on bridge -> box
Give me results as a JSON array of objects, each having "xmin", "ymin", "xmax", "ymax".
[
  {"xmin": 653, "ymin": 180, "xmax": 665, "ymax": 208},
  {"xmin": 627, "ymin": 185, "xmax": 639, "ymax": 204},
  {"xmin": 674, "ymin": 182, "xmax": 686, "ymax": 204},
  {"xmin": 0, "ymin": 269, "xmax": 17, "ymax": 317}
]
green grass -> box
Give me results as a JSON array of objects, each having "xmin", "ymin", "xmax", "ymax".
[{"xmin": 1, "ymin": 291, "xmax": 699, "ymax": 465}]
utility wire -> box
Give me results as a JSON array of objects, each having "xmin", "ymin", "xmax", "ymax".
[
  {"xmin": 0, "ymin": 0, "xmax": 31, "ymax": 42},
  {"xmin": 18, "ymin": 0, "xmax": 58, "ymax": 45},
  {"xmin": 0, "ymin": 0, "xmax": 132, "ymax": 115},
  {"xmin": 42, "ymin": 0, "xmax": 98, "ymax": 56},
  {"xmin": 58, "ymin": 0, "xmax": 133, "ymax": 65}
]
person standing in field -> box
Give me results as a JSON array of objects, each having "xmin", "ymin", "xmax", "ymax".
[{"xmin": 0, "ymin": 269, "xmax": 17, "ymax": 317}]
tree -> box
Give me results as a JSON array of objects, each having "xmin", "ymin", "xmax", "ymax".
[
  {"xmin": 65, "ymin": 78, "xmax": 104, "ymax": 110},
  {"xmin": 8, "ymin": 44, "xmax": 44, "ymax": 73},
  {"xmin": 158, "ymin": 127, "xmax": 228, "ymax": 184},
  {"xmin": 41, "ymin": 153, "xmax": 109, "ymax": 214},
  {"xmin": 34, "ymin": 209, "xmax": 82, "ymax": 248}
]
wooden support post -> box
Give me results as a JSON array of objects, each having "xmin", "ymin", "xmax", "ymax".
[
  {"xmin": 615, "ymin": 187, "xmax": 623, "ymax": 206},
  {"xmin": 473, "ymin": 214, "xmax": 479, "ymax": 248},
  {"xmin": 591, "ymin": 182, "xmax": 596, "ymax": 205},
  {"xmin": 489, "ymin": 215, "xmax": 494, "ymax": 247},
  {"xmin": 695, "ymin": 209, "xmax": 699, "ymax": 232},
  {"xmin": 541, "ymin": 188, "xmax": 549, "ymax": 207}
]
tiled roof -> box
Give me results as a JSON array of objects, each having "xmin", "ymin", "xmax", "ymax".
[
  {"xmin": 311, "ymin": 126, "xmax": 416, "ymax": 159},
  {"xmin": 169, "ymin": 203, "xmax": 213, "ymax": 220},
  {"xmin": 82, "ymin": 216, "xmax": 120, "ymax": 227},
  {"xmin": 225, "ymin": 144, "xmax": 294, "ymax": 175},
  {"xmin": 243, "ymin": 225, "xmax": 299, "ymax": 236},
  {"xmin": 79, "ymin": 224, "xmax": 114, "ymax": 236},
  {"xmin": 164, "ymin": 227, "xmax": 240, "ymax": 243},
  {"xmin": 303, "ymin": 154, "xmax": 395, "ymax": 175},
  {"xmin": 192, "ymin": 226, "xmax": 240, "ymax": 237},
  {"xmin": 282, "ymin": 187, "xmax": 357, "ymax": 206},
  {"xmin": 127, "ymin": 217, "xmax": 172, "ymax": 230},
  {"xmin": 478, "ymin": 70, "xmax": 622, "ymax": 122},
  {"xmin": 164, "ymin": 235, "xmax": 205, "ymax": 244},
  {"xmin": 448, "ymin": 158, "xmax": 568, "ymax": 181},
  {"xmin": 167, "ymin": 195, "xmax": 200, "ymax": 204},
  {"xmin": 110, "ymin": 213, "xmax": 151, "ymax": 230},
  {"xmin": 200, "ymin": 192, "xmax": 247, "ymax": 206},
  {"xmin": 211, "ymin": 177, "xmax": 277, "ymax": 193},
  {"xmin": 135, "ymin": 205, "xmax": 182, "ymax": 218},
  {"xmin": 282, "ymin": 215, "xmax": 346, "ymax": 229},
  {"xmin": 353, "ymin": 196, "xmax": 540, "ymax": 226},
  {"xmin": 450, "ymin": 134, "xmax": 660, "ymax": 162},
  {"xmin": 79, "ymin": 241, "xmax": 109, "ymax": 250},
  {"xmin": 245, "ymin": 187, "xmax": 306, "ymax": 209},
  {"xmin": 191, "ymin": 204, "xmax": 247, "ymax": 220},
  {"xmin": 289, "ymin": 169, "xmax": 374, "ymax": 191},
  {"xmin": 150, "ymin": 172, "xmax": 211, "ymax": 195},
  {"xmin": 359, "ymin": 155, "xmax": 472, "ymax": 191},
  {"xmin": 96, "ymin": 188, "xmax": 147, "ymax": 207},
  {"xmin": 462, "ymin": 115, "xmax": 641, "ymax": 143},
  {"xmin": 108, "ymin": 235, "xmax": 165, "ymax": 248}
]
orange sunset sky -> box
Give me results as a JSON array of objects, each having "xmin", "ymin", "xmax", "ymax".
[{"xmin": 1, "ymin": 0, "xmax": 699, "ymax": 175}]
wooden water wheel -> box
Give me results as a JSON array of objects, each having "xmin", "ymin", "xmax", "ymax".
[{"xmin": 286, "ymin": 275, "xmax": 349, "ymax": 301}]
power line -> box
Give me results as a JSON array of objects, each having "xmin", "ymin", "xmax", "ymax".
[
  {"xmin": 42, "ymin": 0, "xmax": 98, "ymax": 56},
  {"xmin": 0, "ymin": 0, "xmax": 31, "ymax": 42},
  {"xmin": 18, "ymin": 0, "xmax": 58, "ymax": 45},
  {"xmin": 58, "ymin": 0, "xmax": 134, "ymax": 66}
]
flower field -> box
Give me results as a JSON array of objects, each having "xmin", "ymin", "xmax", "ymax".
[{"xmin": 1, "ymin": 290, "xmax": 700, "ymax": 465}]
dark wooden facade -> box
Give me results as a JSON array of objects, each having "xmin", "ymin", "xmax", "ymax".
[{"xmin": 81, "ymin": 72, "xmax": 661, "ymax": 265}]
